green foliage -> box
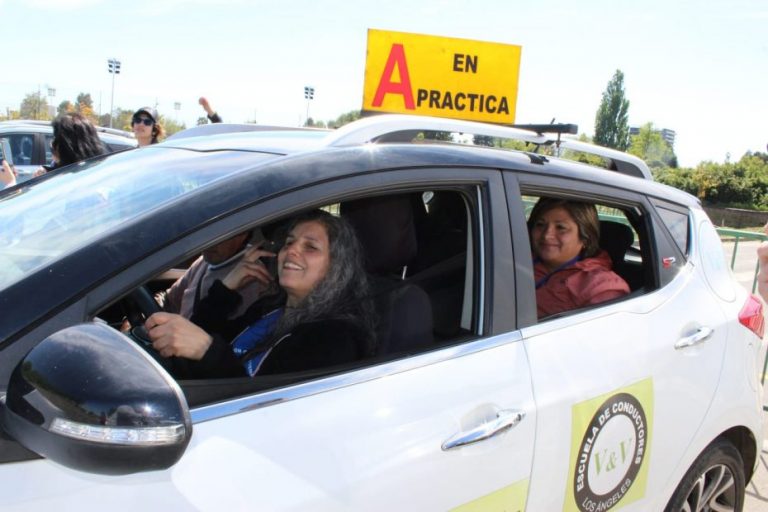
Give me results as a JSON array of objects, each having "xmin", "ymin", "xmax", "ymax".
[
  {"xmin": 654, "ymin": 152, "xmax": 768, "ymax": 210},
  {"xmin": 57, "ymin": 101, "xmax": 74, "ymax": 116},
  {"xmin": 196, "ymin": 116, "xmax": 208, "ymax": 126},
  {"xmin": 159, "ymin": 116, "xmax": 186, "ymax": 136},
  {"xmin": 594, "ymin": 70, "xmax": 630, "ymax": 150},
  {"xmin": 326, "ymin": 110, "xmax": 362, "ymax": 129},
  {"xmin": 304, "ymin": 117, "xmax": 327, "ymax": 128},
  {"xmin": 473, "ymin": 135, "xmax": 496, "ymax": 147},
  {"xmin": 628, "ymin": 123, "xmax": 676, "ymax": 169},
  {"xmin": 20, "ymin": 92, "xmax": 50, "ymax": 120}
]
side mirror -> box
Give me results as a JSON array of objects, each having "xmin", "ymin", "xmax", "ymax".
[{"xmin": 0, "ymin": 323, "xmax": 192, "ymax": 475}]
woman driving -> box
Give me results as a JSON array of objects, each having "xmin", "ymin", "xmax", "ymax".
[{"xmin": 145, "ymin": 209, "xmax": 376, "ymax": 378}]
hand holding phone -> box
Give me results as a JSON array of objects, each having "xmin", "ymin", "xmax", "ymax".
[{"xmin": 222, "ymin": 243, "xmax": 278, "ymax": 291}]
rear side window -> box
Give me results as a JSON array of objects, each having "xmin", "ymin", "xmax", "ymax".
[{"xmin": 655, "ymin": 206, "xmax": 689, "ymax": 257}]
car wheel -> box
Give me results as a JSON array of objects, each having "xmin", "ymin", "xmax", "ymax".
[{"xmin": 664, "ymin": 438, "xmax": 745, "ymax": 512}]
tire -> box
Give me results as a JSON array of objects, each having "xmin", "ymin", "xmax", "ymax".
[{"xmin": 664, "ymin": 438, "xmax": 745, "ymax": 512}]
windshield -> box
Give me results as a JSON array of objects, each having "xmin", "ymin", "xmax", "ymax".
[{"xmin": 0, "ymin": 147, "xmax": 276, "ymax": 290}]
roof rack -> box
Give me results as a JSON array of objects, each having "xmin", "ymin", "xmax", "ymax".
[
  {"xmin": 167, "ymin": 123, "xmax": 328, "ymax": 141},
  {"xmin": 325, "ymin": 115, "xmax": 651, "ymax": 180}
]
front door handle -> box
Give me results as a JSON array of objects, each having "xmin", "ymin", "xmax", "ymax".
[
  {"xmin": 674, "ymin": 326, "xmax": 714, "ymax": 350},
  {"xmin": 442, "ymin": 409, "xmax": 525, "ymax": 451}
]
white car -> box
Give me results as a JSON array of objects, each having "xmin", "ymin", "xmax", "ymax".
[
  {"xmin": 0, "ymin": 119, "xmax": 136, "ymax": 182},
  {"xmin": 0, "ymin": 115, "xmax": 763, "ymax": 511}
]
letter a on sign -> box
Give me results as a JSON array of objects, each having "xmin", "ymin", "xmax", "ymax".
[{"xmin": 372, "ymin": 44, "xmax": 415, "ymax": 109}]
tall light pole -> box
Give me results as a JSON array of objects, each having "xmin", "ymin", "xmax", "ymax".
[
  {"xmin": 107, "ymin": 58, "xmax": 121, "ymax": 128},
  {"xmin": 304, "ymin": 85, "xmax": 315, "ymax": 126},
  {"xmin": 46, "ymin": 86, "xmax": 56, "ymax": 118}
]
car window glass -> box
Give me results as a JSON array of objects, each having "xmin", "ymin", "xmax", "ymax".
[
  {"xmin": 0, "ymin": 149, "xmax": 276, "ymax": 291},
  {"xmin": 97, "ymin": 188, "xmax": 480, "ymax": 405},
  {"xmin": 523, "ymin": 193, "xmax": 647, "ymax": 320},
  {"xmin": 656, "ymin": 206, "xmax": 689, "ymax": 257},
  {"xmin": 6, "ymin": 134, "xmax": 34, "ymax": 165},
  {"xmin": 44, "ymin": 134, "xmax": 54, "ymax": 165}
]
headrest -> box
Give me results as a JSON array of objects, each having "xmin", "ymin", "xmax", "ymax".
[
  {"xmin": 341, "ymin": 194, "xmax": 417, "ymax": 275},
  {"xmin": 599, "ymin": 220, "xmax": 634, "ymax": 268}
]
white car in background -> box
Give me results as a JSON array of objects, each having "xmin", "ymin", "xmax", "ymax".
[{"xmin": 0, "ymin": 119, "xmax": 136, "ymax": 182}]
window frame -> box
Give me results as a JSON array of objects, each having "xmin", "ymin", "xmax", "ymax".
[
  {"xmin": 69, "ymin": 166, "xmax": 517, "ymax": 414},
  {"xmin": 509, "ymin": 172, "xmax": 662, "ymax": 326}
]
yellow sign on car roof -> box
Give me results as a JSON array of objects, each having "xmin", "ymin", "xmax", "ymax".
[{"xmin": 363, "ymin": 29, "xmax": 522, "ymax": 124}]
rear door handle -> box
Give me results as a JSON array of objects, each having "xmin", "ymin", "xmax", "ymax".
[
  {"xmin": 442, "ymin": 409, "xmax": 525, "ymax": 451},
  {"xmin": 674, "ymin": 326, "xmax": 714, "ymax": 350}
]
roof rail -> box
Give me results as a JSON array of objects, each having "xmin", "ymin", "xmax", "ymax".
[
  {"xmin": 324, "ymin": 114, "xmax": 652, "ymax": 180},
  {"xmin": 167, "ymin": 123, "xmax": 328, "ymax": 141},
  {"xmin": 94, "ymin": 126, "xmax": 135, "ymax": 139},
  {"xmin": 0, "ymin": 119, "xmax": 134, "ymax": 139}
]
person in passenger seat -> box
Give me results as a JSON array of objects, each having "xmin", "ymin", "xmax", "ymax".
[
  {"xmin": 528, "ymin": 198, "xmax": 630, "ymax": 318},
  {"xmin": 145, "ymin": 210, "xmax": 376, "ymax": 378}
]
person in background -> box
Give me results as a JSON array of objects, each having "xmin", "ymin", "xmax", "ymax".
[
  {"xmin": 756, "ymin": 222, "xmax": 768, "ymax": 301},
  {"xmin": 1, "ymin": 160, "xmax": 16, "ymax": 189},
  {"xmin": 199, "ymin": 97, "xmax": 222, "ymax": 123},
  {"xmin": 33, "ymin": 113, "xmax": 107, "ymax": 177},
  {"xmin": 156, "ymin": 229, "xmax": 269, "ymax": 320},
  {"xmin": 132, "ymin": 107, "xmax": 165, "ymax": 146},
  {"xmin": 528, "ymin": 197, "xmax": 630, "ymax": 318},
  {"xmin": 145, "ymin": 210, "xmax": 376, "ymax": 378}
]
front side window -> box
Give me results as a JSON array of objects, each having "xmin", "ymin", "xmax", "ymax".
[{"xmin": 95, "ymin": 187, "xmax": 482, "ymax": 404}]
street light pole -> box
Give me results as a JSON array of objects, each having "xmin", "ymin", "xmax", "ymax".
[
  {"xmin": 107, "ymin": 58, "xmax": 121, "ymax": 128},
  {"xmin": 304, "ymin": 85, "xmax": 315, "ymax": 126}
]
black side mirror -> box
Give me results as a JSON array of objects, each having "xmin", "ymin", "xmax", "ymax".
[{"xmin": 0, "ymin": 323, "xmax": 192, "ymax": 475}]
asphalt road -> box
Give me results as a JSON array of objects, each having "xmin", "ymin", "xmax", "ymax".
[{"xmin": 721, "ymin": 240, "xmax": 766, "ymax": 511}]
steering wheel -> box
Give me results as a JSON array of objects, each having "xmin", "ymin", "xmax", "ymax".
[
  {"xmin": 124, "ymin": 286, "xmax": 174, "ymax": 371},
  {"xmin": 123, "ymin": 286, "xmax": 159, "ymax": 343},
  {"xmin": 126, "ymin": 285, "xmax": 161, "ymax": 324}
]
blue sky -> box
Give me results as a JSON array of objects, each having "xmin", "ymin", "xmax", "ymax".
[{"xmin": 1, "ymin": 0, "xmax": 765, "ymax": 167}]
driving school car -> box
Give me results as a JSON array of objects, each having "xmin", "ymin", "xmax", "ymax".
[{"xmin": 0, "ymin": 115, "xmax": 763, "ymax": 511}]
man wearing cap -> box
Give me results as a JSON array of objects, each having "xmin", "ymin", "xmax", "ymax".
[{"xmin": 132, "ymin": 107, "xmax": 165, "ymax": 146}]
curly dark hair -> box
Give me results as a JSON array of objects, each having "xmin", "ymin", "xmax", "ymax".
[
  {"xmin": 272, "ymin": 209, "xmax": 377, "ymax": 355},
  {"xmin": 51, "ymin": 113, "xmax": 106, "ymax": 166}
]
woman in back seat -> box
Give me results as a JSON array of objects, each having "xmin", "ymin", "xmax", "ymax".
[{"xmin": 528, "ymin": 198, "xmax": 630, "ymax": 318}]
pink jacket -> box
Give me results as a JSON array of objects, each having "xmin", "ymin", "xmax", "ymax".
[{"xmin": 534, "ymin": 250, "xmax": 630, "ymax": 318}]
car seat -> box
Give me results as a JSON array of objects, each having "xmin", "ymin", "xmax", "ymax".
[
  {"xmin": 599, "ymin": 220, "xmax": 634, "ymax": 279},
  {"xmin": 341, "ymin": 194, "xmax": 434, "ymax": 356}
]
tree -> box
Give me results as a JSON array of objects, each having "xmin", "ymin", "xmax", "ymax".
[
  {"xmin": 628, "ymin": 123, "xmax": 676, "ymax": 169},
  {"xmin": 20, "ymin": 92, "xmax": 49, "ymax": 120},
  {"xmin": 57, "ymin": 100, "xmax": 74, "ymax": 116},
  {"xmin": 472, "ymin": 135, "xmax": 496, "ymax": 147},
  {"xmin": 594, "ymin": 70, "xmax": 630, "ymax": 150},
  {"xmin": 327, "ymin": 110, "xmax": 362, "ymax": 129},
  {"xmin": 159, "ymin": 115, "xmax": 186, "ymax": 137},
  {"xmin": 75, "ymin": 93, "xmax": 97, "ymax": 123}
]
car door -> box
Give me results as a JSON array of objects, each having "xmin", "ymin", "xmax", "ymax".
[
  {"xmin": 508, "ymin": 176, "xmax": 728, "ymax": 511},
  {"xmin": 0, "ymin": 168, "xmax": 536, "ymax": 511}
]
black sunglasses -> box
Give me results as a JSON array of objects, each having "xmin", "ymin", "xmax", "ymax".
[{"xmin": 132, "ymin": 117, "xmax": 154, "ymax": 126}]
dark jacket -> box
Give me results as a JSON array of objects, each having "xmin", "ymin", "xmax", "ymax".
[{"xmin": 174, "ymin": 280, "xmax": 371, "ymax": 379}]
